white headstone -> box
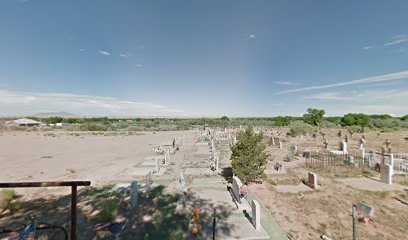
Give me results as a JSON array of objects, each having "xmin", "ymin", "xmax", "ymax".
[
  {"xmin": 215, "ymin": 156, "xmax": 219, "ymax": 172},
  {"xmin": 279, "ymin": 141, "xmax": 283, "ymax": 149},
  {"xmin": 341, "ymin": 141, "xmax": 348, "ymax": 154},
  {"xmin": 251, "ymin": 200, "xmax": 261, "ymax": 230},
  {"xmin": 155, "ymin": 158, "xmax": 160, "ymax": 173},
  {"xmin": 130, "ymin": 181, "xmax": 139, "ymax": 208},
  {"xmin": 179, "ymin": 170, "xmax": 186, "ymax": 190},
  {"xmin": 232, "ymin": 176, "xmax": 243, "ymax": 204},
  {"xmin": 361, "ymin": 148, "xmax": 365, "ymax": 160},
  {"xmin": 308, "ymin": 172, "xmax": 317, "ymax": 189},
  {"xmin": 145, "ymin": 171, "xmax": 151, "ymax": 192},
  {"xmin": 271, "ymin": 137, "xmax": 275, "ymax": 146},
  {"xmin": 380, "ymin": 164, "xmax": 393, "ymax": 185}
]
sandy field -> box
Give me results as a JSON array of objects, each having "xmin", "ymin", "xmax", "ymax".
[
  {"xmin": 1, "ymin": 127, "xmax": 408, "ymax": 240},
  {"xmin": 0, "ymin": 130, "xmax": 189, "ymax": 184}
]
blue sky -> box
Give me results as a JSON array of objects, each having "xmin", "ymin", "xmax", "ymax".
[{"xmin": 0, "ymin": 0, "xmax": 407, "ymax": 117}]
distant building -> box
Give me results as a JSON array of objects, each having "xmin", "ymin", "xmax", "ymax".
[
  {"xmin": 6, "ymin": 118, "xmax": 41, "ymax": 127},
  {"xmin": 55, "ymin": 122, "xmax": 70, "ymax": 127}
]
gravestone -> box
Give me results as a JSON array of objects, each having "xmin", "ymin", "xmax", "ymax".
[
  {"xmin": 341, "ymin": 141, "xmax": 348, "ymax": 154},
  {"xmin": 130, "ymin": 181, "xmax": 139, "ymax": 208},
  {"xmin": 303, "ymin": 151, "xmax": 311, "ymax": 158},
  {"xmin": 251, "ymin": 200, "xmax": 261, "ymax": 230},
  {"xmin": 308, "ymin": 172, "xmax": 318, "ymax": 189},
  {"xmin": 155, "ymin": 158, "xmax": 160, "ymax": 173},
  {"xmin": 179, "ymin": 170, "xmax": 186, "ymax": 190},
  {"xmin": 361, "ymin": 148, "xmax": 365, "ymax": 160},
  {"xmin": 279, "ymin": 141, "xmax": 283, "ymax": 149},
  {"xmin": 232, "ymin": 176, "xmax": 243, "ymax": 204},
  {"xmin": 145, "ymin": 171, "xmax": 151, "ymax": 192},
  {"xmin": 271, "ymin": 137, "xmax": 275, "ymax": 145},
  {"xmin": 215, "ymin": 156, "xmax": 219, "ymax": 172},
  {"xmin": 380, "ymin": 164, "xmax": 393, "ymax": 184}
]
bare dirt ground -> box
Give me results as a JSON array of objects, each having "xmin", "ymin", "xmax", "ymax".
[
  {"xmin": 1, "ymin": 127, "xmax": 408, "ymax": 240},
  {"xmin": 0, "ymin": 130, "xmax": 189, "ymax": 184},
  {"xmin": 250, "ymin": 128, "xmax": 408, "ymax": 240}
]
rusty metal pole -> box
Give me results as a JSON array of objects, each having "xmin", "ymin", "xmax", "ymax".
[{"xmin": 71, "ymin": 184, "xmax": 77, "ymax": 240}]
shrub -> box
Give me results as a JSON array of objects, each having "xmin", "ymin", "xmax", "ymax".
[
  {"xmin": 288, "ymin": 121, "xmax": 315, "ymax": 137},
  {"xmin": 98, "ymin": 199, "xmax": 118, "ymax": 222},
  {"xmin": 0, "ymin": 189, "xmax": 16, "ymax": 210}
]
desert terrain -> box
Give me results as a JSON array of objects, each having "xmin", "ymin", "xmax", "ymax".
[{"xmin": 0, "ymin": 128, "xmax": 407, "ymax": 239}]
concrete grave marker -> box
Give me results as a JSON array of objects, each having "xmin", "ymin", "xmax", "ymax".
[
  {"xmin": 145, "ymin": 171, "xmax": 151, "ymax": 192},
  {"xmin": 381, "ymin": 164, "xmax": 393, "ymax": 184},
  {"xmin": 251, "ymin": 200, "xmax": 261, "ymax": 230},
  {"xmin": 232, "ymin": 176, "xmax": 243, "ymax": 204},
  {"xmin": 279, "ymin": 141, "xmax": 283, "ymax": 149},
  {"xmin": 155, "ymin": 158, "xmax": 160, "ymax": 173},
  {"xmin": 179, "ymin": 170, "xmax": 186, "ymax": 190},
  {"xmin": 308, "ymin": 172, "xmax": 318, "ymax": 189},
  {"xmin": 341, "ymin": 141, "xmax": 348, "ymax": 154},
  {"xmin": 130, "ymin": 181, "xmax": 139, "ymax": 208}
]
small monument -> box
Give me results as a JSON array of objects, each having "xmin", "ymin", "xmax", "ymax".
[
  {"xmin": 155, "ymin": 158, "xmax": 160, "ymax": 173},
  {"xmin": 179, "ymin": 170, "xmax": 186, "ymax": 191},
  {"xmin": 232, "ymin": 176, "xmax": 243, "ymax": 204},
  {"xmin": 131, "ymin": 181, "xmax": 139, "ymax": 208},
  {"xmin": 308, "ymin": 172, "xmax": 318, "ymax": 189},
  {"xmin": 380, "ymin": 164, "xmax": 393, "ymax": 185},
  {"xmin": 251, "ymin": 200, "xmax": 261, "ymax": 230},
  {"xmin": 145, "ymin": 171, "xmax": 151, "ymax": 192}
]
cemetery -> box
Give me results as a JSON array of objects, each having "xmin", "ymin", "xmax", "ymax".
[{"xmin": 0, "ymin": 125, "xmax": 408, "ymax": 239}]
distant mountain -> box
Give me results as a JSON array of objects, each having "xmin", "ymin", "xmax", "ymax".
[{"xmin": 35, "ymin": 111, "xmax": 79, "ymax": 117}]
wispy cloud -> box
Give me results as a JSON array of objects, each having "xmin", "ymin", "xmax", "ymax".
[
  {"xmin": 98, "ymin": 50, "xmax": 111, "ymax": 56},
  {"xmin": 303, "ymin": 89, "xmax": 408, "ymax": 116},
  {"xmin": 305, "ymin": 89, "xmax": 408, "ymax": 101},
  {"xmin": 119, "ymin": 53, "xmax": 133, "ymax": 58},
  {"xmin": 363, "ymin": 34, "xmax": 408, "ymax": 50},
  {"xmin": 273, "ymin": 81, "xmax": 301, "ymax": 86},
  {"xmin": 0, "ymin": 89, "xmax": 184, "ymax": 116},
  {"xmin": 274, "ymin": 70, "xmax": 408, "ymax": 94}
]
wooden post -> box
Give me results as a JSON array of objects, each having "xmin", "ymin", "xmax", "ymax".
[{"xmin": 71, "ymin": 184, "xmax": 77, "ymax": 240}]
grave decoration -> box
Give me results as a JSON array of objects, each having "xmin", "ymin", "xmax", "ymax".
[
  {"xmin": 191, "ymin": 208, "xmax": 202, "ymax": 235},
  {"xmin": 239, "ymin": 185, "xmax": 248, "ymax": 199},
  {"xmin": 353, "ymin": 202, "xmax": 374, "ymax": 224}
]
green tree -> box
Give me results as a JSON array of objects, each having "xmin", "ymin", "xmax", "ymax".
[
  {"xmin": 303, "ymin": 108, "xmax": 325, "ymax": 126},
  {"xmin": 273, "ymin": 116, "xmax": 291, "ymax": 127},
  {"xmin": 230, "ymin": 126, "xmax": 270, "ymax": 184},
  {"xmin": 341, "ymin": 113, "xmax": 370, "ymax": 132},
  {"xmin": 401, "ymin": 115, "xmax": 408, "ymax": 121},
  {"xmin": 221, "ymin": 116, "xmax": 229, "ymax": 121}
]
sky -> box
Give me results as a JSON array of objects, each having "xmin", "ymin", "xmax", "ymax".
[{"xmin": 0, "ymin": 0, "xmax": 408, "ymax": 117}]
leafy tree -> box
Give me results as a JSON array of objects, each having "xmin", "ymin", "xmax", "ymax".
[
  {"xmin": 273, "ymin": 116, "xmax": 291, "ymax": 127},
  {"xmin": 401, "ymin": 115, "xmax": 408, "ymax": 121},
  {"xmin": 230, "ymin": 126, "xmax": 270, "ymax": 184},
  {"xmin": 221, "ymin": 116, "xmax": 230, "ymax": 121},
  {"xmin": 341, "ymin": 113, "xmax": 370, "ymax": 132},
  {"xmin": 303, "ymin": 108, "xmax": 325, "ymax": 126},
  {"xmin": 47, "ymin": 116, "xmax": 64, "ymax": 124}
]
